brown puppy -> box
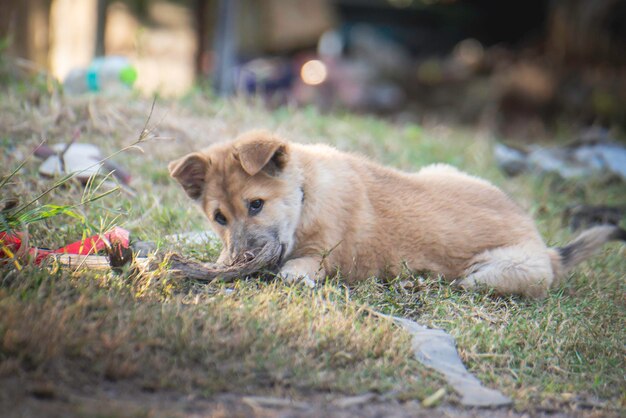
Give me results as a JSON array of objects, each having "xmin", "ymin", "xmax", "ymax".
[{"xmin": 169, "ymin": 130, "xmax": 625, "ymax": 298}]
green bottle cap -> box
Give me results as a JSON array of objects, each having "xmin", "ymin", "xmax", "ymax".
[{"xmin": 119, "ymin": 65, "xmax": 138, "ymax": 86}]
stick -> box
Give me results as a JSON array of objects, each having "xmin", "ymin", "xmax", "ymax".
[{"xmin": 53, "ymin": 241, "xmax": 282, "ymax": 283}]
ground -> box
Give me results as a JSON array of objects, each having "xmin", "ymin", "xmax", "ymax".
[{"xmin": 0, "ymin": 78, "xmax": 625, "ymax": 417}]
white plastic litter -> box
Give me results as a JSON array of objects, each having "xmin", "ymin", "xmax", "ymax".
[
  {"xmin": 495, "ymin": 133, "xmax": 626, "ymax": 181},
  {"xmin": 388, "ymin": 314, "xmax": 512, "ymax": 407},
  {"xmin": 39, "ymin": 143, "xmax": 104, "ymax": 179}
]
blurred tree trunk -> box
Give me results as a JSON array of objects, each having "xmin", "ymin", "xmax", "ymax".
[
  {"xmin": 213, "ymin": 0, "xmax": 237, "ymax": 96},
  {"xmin": 0, "ymin": 0, "xmax": 18, "ymax": 41},
  {"xmin": 5, "ymin": 0, "xmax": 52, "ymax": 69},
  {"xmin": 547, "ymin": 0, "xmax": 626, "ymax": 65},
  {"xmin": 95, "ymin": 0, "xmax": 108, "ymax": 56},
  {"xmin": 194, "ymin": 0, "xmax": 216, "ymax": 78}
]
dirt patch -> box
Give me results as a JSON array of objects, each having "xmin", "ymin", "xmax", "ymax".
[{"xmin": 1, "ymin": 377, "xmax": 614, "ymax": 418}]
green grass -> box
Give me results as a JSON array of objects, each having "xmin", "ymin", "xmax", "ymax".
[{"xmin": 1, "ymin": 82, "xmax": 625, "ymax": 415}]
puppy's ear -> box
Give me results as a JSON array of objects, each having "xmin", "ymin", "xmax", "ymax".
[
  {"xmin": 234, "ymin": 135, "xmax": 288, "ymax": 176},
  {"xmin": 168, "ymin": 153, "xmax": 209, "ymax": 200}
]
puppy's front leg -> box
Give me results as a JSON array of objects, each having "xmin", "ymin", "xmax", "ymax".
[{"xmin": 278, "ymin": 257, "xmax": 325, "ymax": 288}]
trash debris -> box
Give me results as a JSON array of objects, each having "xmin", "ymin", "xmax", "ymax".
[
  {"xmin": 375, "ymin": 313, "xmax": 512, "ymax": 408},
  {"xmin": 563, "ymin": 205, "xmax": 626, "ymax": 231},
  {"xmin": 493, "ymin": 143, "xmax": 528, "ymax": 177},
  {"xmin": 64, "ymin": 56, "xmax": 137, "ymax": 95},
  {"xmin": 1, "ymin": 225, "xmax": 280, "ymax": 282},
  {"xmin": 35, "ymin": 142, "xmax": 131, "ymax": 185},
  {"xmin": 0, "ymin": 226, "xmax": 131, "ymax": 266},
  {"xmin": 494, "ymin": 128, "xmax": 626, "ymax": 181},
  {"xmin": 237, "ymin": 57, "xmax": 293, "ymax": 97},
  {"xmin": 54, "ymin": 254, "xmax": 147, "ymax": 270}
]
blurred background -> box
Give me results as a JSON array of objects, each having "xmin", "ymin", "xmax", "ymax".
[{"xmin": 1, "ymin": 0, "xmax": 626, "ymax": 139}]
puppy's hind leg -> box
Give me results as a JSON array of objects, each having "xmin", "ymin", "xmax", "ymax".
[{"xmin": 456, "ymin": 243, "xmax": 554, "ymax": 298}]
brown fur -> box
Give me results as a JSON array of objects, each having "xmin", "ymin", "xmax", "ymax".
[{"xmin": 169, "ymin": 130, "xmax": 625, "ymax": 298}]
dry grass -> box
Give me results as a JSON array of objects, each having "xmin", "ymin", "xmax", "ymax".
[
  {"xmin": 0, "ymin": 269, "xmax": 432, "ymax": 396},
  {"xmin": 1, "ymin": 70, "xmax": 625, "ymax": 416}
]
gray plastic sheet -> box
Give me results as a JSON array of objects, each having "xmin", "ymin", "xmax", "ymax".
[{"xmin": 389, "ymin": 314, "xmax": 512, "ymax": 407}]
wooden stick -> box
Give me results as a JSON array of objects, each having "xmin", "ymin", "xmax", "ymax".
[{"xmin": 53, "ymin": 240, "xmax": 282, "ymax": 282}]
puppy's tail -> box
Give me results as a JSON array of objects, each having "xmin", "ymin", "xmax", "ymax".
[{"xmin": 548, "ymin": 225, "xmax": 625, "ymax": 284}]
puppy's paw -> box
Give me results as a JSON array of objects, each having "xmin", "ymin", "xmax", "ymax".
[
  {"xmin": 452, "ymin": 276, "xmax": 475, "ymax": 289},
  {"xmin": 278, "ymin": 268, "xmax": 316, "ymax": 288}
]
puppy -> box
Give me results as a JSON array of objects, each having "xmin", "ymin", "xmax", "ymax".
[{"xmin": 169, "ymin": 130, "xmax": 625, "ymax": 298}]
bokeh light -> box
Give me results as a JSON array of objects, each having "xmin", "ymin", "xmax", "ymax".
[{"xmin": 300, "ymin": 60, "xmax": 327, "ymax": 86}]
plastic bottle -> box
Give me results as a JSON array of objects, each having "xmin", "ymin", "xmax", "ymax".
[{"xmin": 63, "ymin": 56, "xmax": 138, "ymax": 95}]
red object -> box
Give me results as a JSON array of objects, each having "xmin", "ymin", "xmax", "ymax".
[{"xmin": 0, "ymin": 227, "xmax": 130, "ymax": 265}]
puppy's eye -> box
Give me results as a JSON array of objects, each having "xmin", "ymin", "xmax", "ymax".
[
  {"xmin": 214, "ymin": 210, "xmax": 227, "ymax": 226},
  {"xmin": 248, "ymin": 199, "xmax": 264, "ymax": 216}
]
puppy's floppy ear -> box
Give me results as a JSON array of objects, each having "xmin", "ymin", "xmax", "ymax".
[
  {"xmin": 234, "ymin": 134, "xmax": 288, "ymax": 176},
  {"xmin": 168, "ymin": 153, "xmax": 209, "ymax": 200}
]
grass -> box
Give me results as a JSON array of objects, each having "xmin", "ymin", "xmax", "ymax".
[{"xmin": 0, "ymin": 76, "xmax": 625, "ymax": 416}]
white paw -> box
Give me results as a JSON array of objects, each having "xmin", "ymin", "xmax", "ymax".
[
  {"xmin": 453, "ymin": 277, "xmax": 475, "ymax": 289},
  {"xmin": 278, "ymin": 269, "xmax": 316, "ymax": 288}
]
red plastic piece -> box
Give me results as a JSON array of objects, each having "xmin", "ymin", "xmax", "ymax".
[{"xmin": 0, "ymin": 227, "xmax": 130, "ymax": 265}]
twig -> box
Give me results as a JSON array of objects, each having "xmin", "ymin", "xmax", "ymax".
[{"xmin": 164, "ymin": 240, "xmax": 283, "ymax": 282}]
